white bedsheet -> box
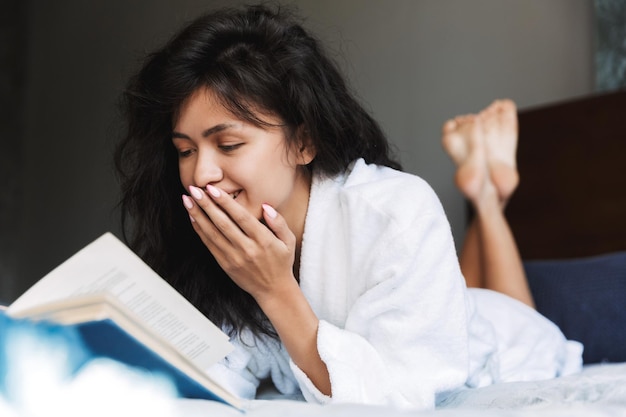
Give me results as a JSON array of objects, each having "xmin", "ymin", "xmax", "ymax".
[{"xmin": 174, "ymin": 363, "xmax": 626, "ymax": 417}]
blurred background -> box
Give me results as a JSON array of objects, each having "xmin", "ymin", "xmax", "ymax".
[{"xmin": 1, "ymin": 0, "xmax": 623, "ymax": 302}]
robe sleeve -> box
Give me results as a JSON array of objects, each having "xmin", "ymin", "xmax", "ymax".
[{"xmin": 205, "ymin": 328, "xmax": 302, "ymax": 401}]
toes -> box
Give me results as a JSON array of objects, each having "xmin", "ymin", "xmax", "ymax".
[
  {"xmin": 496, "ymin": 99, "xmax": 517, "ymax": 113},
  {"xmin": 442, "ymin": 119, "xmax": 457, "ymax": 134},
  {"xmin": 442, "ymin": 132, "xmax": 466, "ymax": 164},
  {"xmin": 442, "ymin": 115, "xmax": 481, "ymax": 162}
]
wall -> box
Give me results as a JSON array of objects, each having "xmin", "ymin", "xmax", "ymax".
[
  {"xmin": 4, "ymin": 0, "xmax": 594, "ymax": 301},
  {"xmin": 0, "ymin": 0, "xmax": 26, "ymax": 301}
]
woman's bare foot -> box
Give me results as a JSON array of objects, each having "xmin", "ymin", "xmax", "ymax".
[
  {"xmin": 442, "ymin": 114, "xmax": 492, "ymax": 203},
  {"xmin": 479, "ymin": 99, "xmax": 519, "ymax": 203},
  {"xmin": 442, "ymin": 116, "xmax": 472, "ymax": 167}
]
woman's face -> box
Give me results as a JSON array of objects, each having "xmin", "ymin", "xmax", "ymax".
[{"xmin": 172, "ymin": 87, "xmax": 314, "ymax": 230}]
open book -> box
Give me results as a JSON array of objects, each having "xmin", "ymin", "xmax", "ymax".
[{"xmin": 6, "ymin": 232, "xmax": 244, "ymax": 410}]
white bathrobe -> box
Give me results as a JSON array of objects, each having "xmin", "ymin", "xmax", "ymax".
[{"xmin": 207, "ymin": 159, "xmax": 582, "ymax": 410}]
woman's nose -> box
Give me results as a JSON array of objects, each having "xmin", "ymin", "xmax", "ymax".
[{"xmin": 193, "ymin": 150, "xmax": 223, "ymax": 187}]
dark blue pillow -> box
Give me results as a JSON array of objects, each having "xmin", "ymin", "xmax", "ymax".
[{"xmin": 525, "ymin": 252, "xmax": 626, "ymax": 364}]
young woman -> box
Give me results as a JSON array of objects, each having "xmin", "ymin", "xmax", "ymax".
[{"xmin": 114, "ymin": 4, "xmax": 581, "ymax": 410}]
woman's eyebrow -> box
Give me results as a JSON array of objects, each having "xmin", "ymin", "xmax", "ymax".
[{"xmin": 172, "ymin": 123, "xmax": 238, "ymax": 139}]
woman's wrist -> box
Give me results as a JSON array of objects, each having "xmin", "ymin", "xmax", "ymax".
[{"xmin": 253, "ymin": 276, "xmax": 304, "ymax": 317}]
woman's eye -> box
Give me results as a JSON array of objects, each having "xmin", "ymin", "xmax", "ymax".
[
  {"xmin": 178, "ymin": 149, "xmax": 195, "ymax": 158},
  {"xmin": 219, "ymin": 143, "xmax": 243, "ymax": 152}
]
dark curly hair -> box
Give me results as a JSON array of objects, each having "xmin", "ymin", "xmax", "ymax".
[{"xmin": 114, "ymin": 4, "xmax": 401, "ymax": 339}]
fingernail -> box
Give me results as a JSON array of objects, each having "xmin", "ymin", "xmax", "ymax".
[
  {"xmin": 189, "ymin": 186, "xmax": 203, "ymax": 200},
  {"xmin": 262, "ymin": 204, "xmax": 277, "ymax": 219},
  {"xmin": 206, "ymin": 184, "xmax": 221, "ymax": 198},
  {"xmin": 189, "ymin": 214, "xmax": 196, "ymax": 223},
  {"xmin": 182, "ymin": 195, "xmax": 194, "ymax": 209}
]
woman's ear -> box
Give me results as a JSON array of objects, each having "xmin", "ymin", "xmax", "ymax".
[{"xmin": 295, "ymin": 126, "xmax": 316, "ymax": 165}]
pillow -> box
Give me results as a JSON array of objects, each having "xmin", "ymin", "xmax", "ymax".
[{"xmin": 525, "ymin": 252, "xmax": 626, "ymax": 364}]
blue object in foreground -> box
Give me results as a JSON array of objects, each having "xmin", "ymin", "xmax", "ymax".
[{"xmin": 0, "ymin": 312, "xmax": 89, "ymax": 400}]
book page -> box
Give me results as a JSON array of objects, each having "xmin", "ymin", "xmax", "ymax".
[{"xmin": 8, "ymin": 232, "xmax": 233, "ymax": 370}]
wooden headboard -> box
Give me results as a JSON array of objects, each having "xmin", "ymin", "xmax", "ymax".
[{"xmin": 505, "ymin": 89, "xmax": 626, "ymax": 260}]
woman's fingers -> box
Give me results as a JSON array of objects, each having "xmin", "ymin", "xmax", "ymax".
[
  {"xmin": 182, "ymin": 184, "xmax": 292, "ymax": 255},
  {"xmin": 181, "ymin": 184, "xmax": 296, "ymax": 298},
  {"xmin": 191, "ymin": 185, "xmax": 249, "ymax": 245},
  {"xmin": 262, "ymin": 203, "xmax": 296, "ymax": 250},
  {"xmin": 202, "ymin": 185, "xmax": 276, "ymax": 244},
  {"xmin": 181, "ymin": 192, "xmax": 231, "ymax": 253}
]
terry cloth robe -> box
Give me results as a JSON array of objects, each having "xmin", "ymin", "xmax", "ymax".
[{"xmin": 206, "ymin": 159, "xmax": 582, "ymax": 410}]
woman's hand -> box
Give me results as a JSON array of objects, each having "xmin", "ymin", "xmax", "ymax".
[
  {"xmin": 182, "ymin": 184, "xmax": 331, "ymax": 396},
  {"xmin": 182, "ymin": 184, "xmax": 296, "ymax": 301}
]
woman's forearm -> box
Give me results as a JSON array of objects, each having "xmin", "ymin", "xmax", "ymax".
[{"xmin": 255, "ymin": 279, "xmax": 331, "ymax": 396}]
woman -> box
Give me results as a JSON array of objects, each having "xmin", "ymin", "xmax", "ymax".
[{"xmin": 114, "ymin": 4, "xmax": 581, "ymax": 410}]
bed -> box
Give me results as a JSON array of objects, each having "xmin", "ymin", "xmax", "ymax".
[{"xmin": 2, "ymin": 91, "xmax": 626, "ymax": 416}]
